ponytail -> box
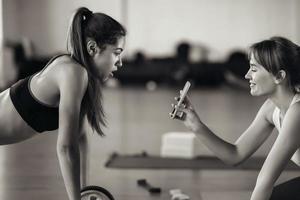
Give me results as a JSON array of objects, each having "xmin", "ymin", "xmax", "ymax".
[
  {"xmin": 67, "ymin": 7, "xmax": 108, "ymax": 136},
  {"xmin": 293, "ymin": 47, "xmax": 300, "ymax": 92},
  {"xmin": 67, "ymin": 7, "xmax": 92, "ymax": 67}
]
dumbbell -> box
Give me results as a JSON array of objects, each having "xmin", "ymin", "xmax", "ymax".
[
  {"xmin": 137, "ymin": 179, "xmax": 161, "ymax": 194},
  {"xmin": 81, "ymin": 185, "xmax": 115, "ymax": 200}
]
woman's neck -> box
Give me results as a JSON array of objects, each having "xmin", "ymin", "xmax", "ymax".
[{"xmin": 269, "ymin": 87, "xmax": 295, "ymax": 112}]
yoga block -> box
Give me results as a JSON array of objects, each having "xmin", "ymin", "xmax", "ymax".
[{"xmin": 161, "ymin": 132, "xmax": 201, "ymax": 158}]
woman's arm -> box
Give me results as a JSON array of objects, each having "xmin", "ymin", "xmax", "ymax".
[
  {"xmin": 56, "ymin": 65, "xmax": 88, "ymax": 200},
  {"xmin": 174, "ymin": 97, "xmax": 274, "ymax": 165},
  {"xmin": 79, "ymin": 119, "xmax": 89, "ymax": 188},
  {"xmin": 250, "ymin": 103, "xmax": 300, "ymax": 200}
]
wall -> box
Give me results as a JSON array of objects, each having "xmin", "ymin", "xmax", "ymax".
[
  {"xmin": 2, "ymin": 0, "xmax": 300, "ymax": 60},
  {"xmin": 293, "ymin": 0, "xmax": 300, "ymax": 42},
  {"xmin": 127, "ymin": 0, "xmax": 299, "ymax": 60},
  {"xmin": 6, "ymin": 0, "xmax": 123, "ymax": 56},
  {"xmin": 0, "ymin": 0, "xmax": 19, "ymax": 89},
  {"xmin": 2, "ymin": 0, "xmax": 20, "ymax": 41}
]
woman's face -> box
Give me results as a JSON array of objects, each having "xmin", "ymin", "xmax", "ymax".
[
  {"xmin": 245, "ymin": 54, "xmax": 277, "ymax": 96},
  {"xmin": 91, "ymin": 37, "xmax": 125, "ymax": 81}
]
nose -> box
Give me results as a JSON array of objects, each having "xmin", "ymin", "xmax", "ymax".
[
  {"xmin": 245, "ymin": 69, "xmax": 251, "ymax": 80},
  {"xmin": 116, "ymin": 56, "xmax": 122, "ymax": 68}
]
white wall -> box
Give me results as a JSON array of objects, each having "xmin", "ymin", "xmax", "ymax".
[
  {"xmin": 15, "ymin": 0, "xmax": 123, "ymax": 56},
  {"xmin": 0, "ymin": 0, "xmax": 19, "ymax": 89},
  {"xmin": 127, "ymin": 0, "xmax": 300, "ymax": 60},
  {"xmin": 2, "ymin": 0, "xmax": 20, "ymax": 41},
  {"xmin": 2, "ymin": 0, "xmax": 300, "ymax": 61},
  {"xmin": 293, "ymin": 0, "xmax": 300, "ymax": 42}
]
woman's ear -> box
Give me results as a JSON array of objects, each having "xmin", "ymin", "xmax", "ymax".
[
  {"xmin": 86, "ymin": 39, "xmax": 98, "ymax": 56},
  {"xmin": 274, "ymin": 70, "xmax": 286, "ymax": 84}
]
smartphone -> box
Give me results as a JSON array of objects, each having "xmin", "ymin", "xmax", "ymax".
[{"xmin": 170, "ymin": 81, "xmax": 191, "ymax": 119}]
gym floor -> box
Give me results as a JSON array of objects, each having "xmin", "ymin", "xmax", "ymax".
[{"xmin": 0, "ymin": 84, "xmax": 298, "ymax": 200}]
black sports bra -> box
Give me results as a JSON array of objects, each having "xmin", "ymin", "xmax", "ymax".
[
  {"xmin": 10, "ymin": 75, "xmax": 58, "ymax": 132},
  {"xmin": 9, "ymin": 54, "xmax": 68, "ymax": 132}
]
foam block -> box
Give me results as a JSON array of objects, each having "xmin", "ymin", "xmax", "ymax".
[{"xmin": 161, "ymin": 132, "xmax": 200, "ymax": 158}]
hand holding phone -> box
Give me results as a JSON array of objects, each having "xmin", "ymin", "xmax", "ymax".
[{"xmin": 170, "ymin": 81, "xmax": 191, "ymax": 119}]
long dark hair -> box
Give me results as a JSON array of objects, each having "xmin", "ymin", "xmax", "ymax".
[
  {"xmin": 249, "ymin": 36, "xmax": 300, "ymax": 92},
  {"xmin": 67, "ymin": 7, "xmax": 126, "ymax": 136}
]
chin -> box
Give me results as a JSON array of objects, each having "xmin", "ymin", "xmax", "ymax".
[
  {"xmin": 250, "ymin": 93, "xmax": 259, "ymax": 96},
  {"xmin": 103, "ymin": 73, "xmax": 114, "ymax": 82},
  {"xmin": 102, "ymin": 77, "xmax": 109, "ymax": 82},
  {"xmin": 250, "ymin": 89, "xmax": 259, "ymax": 96},
  {"xmin": 250, "ymin": 90, "xmax": 266, "ymax": 97}
]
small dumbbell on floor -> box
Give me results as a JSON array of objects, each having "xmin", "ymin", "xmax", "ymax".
[{"xmin": 169, "ymin": 189, "xmax": 190, "ymax": 200}]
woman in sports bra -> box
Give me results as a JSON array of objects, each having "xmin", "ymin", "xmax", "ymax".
[
  {"xmin": 171, "ymin": 37, "xmax": 300, "ymax": 200},
  {"xmin": 0, "ymin": 7, "xmax": 126, "ymax": 200}
]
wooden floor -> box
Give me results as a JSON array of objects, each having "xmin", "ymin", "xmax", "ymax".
[{"xmin": 0, "ymin": 84, "xmax": 299, "ymax": 200}]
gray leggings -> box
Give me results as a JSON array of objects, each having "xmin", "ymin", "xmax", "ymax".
[{"xmin": 270, "ymin": 177, "xmax": 300, "ymax": 200}]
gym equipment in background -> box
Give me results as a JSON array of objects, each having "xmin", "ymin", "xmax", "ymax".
[{"xmin": 81, "ymin": 185, "xmax": 115, "ymax": 200}]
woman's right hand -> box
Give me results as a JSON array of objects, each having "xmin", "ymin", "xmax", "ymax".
[{"xmin": 170, "ymin": 95, "xmax": 203, "ymax": 132}]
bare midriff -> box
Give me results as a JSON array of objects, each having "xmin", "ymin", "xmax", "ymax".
[{"xmin": 0, "ymin": 88, "xmax": 37, "ymax": 144}]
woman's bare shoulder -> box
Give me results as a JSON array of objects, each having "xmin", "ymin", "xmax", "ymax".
[
  {"xmin": 260, "ymin": 99, "xmax": 276, "ymax": 124},
  {"xmin": 53, "ymin": 56, "xmax": 88, "ymax": 86},
  {"xmin": 47, "ymin": 56, "xmax": 88, "ymax": 97},
  {"xmin": 56, "ymin": 56, "xmax": 87, "ymax": 75},
  {"xmin": 286, "ymin": 100, "xmax": 300, "ymax": 120}
]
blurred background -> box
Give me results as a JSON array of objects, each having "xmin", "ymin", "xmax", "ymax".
[
  {"xmin": 1, "ymin": 0, "xmax": 299, "ymax": 89},
  {"xmin": 0, "ymin": 0, "xmax": 299, "ymax": 200}
]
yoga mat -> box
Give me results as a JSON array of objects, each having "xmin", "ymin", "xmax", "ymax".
[{"xmin": 105, "ymin": 152, "xmax": 299, "ymax": 170}]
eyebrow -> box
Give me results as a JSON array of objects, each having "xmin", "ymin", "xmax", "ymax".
[{"xmin": 249, "ymin": 63, "xmax": 257, "ymax": 67}]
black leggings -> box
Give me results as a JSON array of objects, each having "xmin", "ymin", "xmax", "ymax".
[{"xmin": 270, "ymin": 177, "xmax": 300, "ymax": 200}]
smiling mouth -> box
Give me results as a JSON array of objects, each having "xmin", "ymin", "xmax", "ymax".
[{"xmin": 249, "ymin": 82, "xmax": 256, "ymax": 87}]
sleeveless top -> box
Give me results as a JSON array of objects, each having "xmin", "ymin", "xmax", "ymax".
[
  {"xmin": 9, "ymin": 54, "xmax": 68, "ymax": 132},
  {"xmin": 272, "ymin": 94, "xmax": 300, "ymax": 166}
]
